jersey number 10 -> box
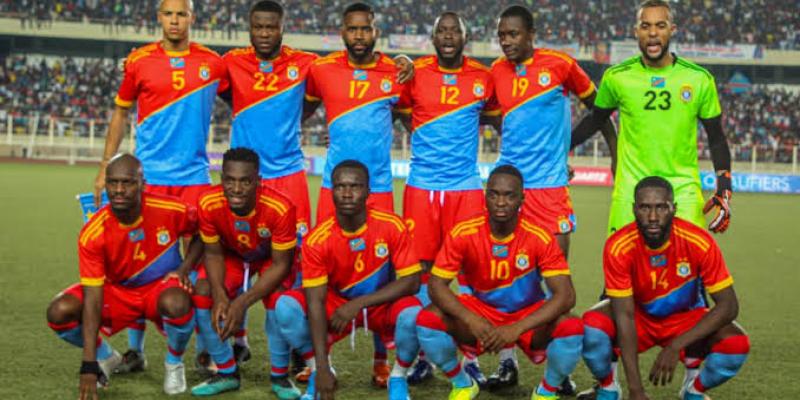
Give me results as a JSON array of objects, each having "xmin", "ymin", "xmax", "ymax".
[{"xmin": 490, "ymin": 259, "xmax": 511, "ymax": 281}]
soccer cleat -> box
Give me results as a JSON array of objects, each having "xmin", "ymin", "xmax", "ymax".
[
  {"xmin": 531, "ymin": 394, "xmax": 559, "ymax": 400},
  {"xmin": 300, "ymin": 371, "xmax": 316, "ymax": 400},
  {"xmin": 388, "ymin": 376, "xmax": 411, "ymax": 400},
  {"xmin": 372, "ymin": 363, "xmax": 391, "ymax": 388},
  {"xmin": 163, "ymin": 361, "xmax": 187, "ymax": 395},
  {"xmin": 190, "ymin": 373, "xmax": 241, "ymax": 396},
  {"xmin": 557, "ymin": 376, "xmax": 578, "ymax": 396},
  {"xmin": 448, "ymin": 379, "xmax": 480, "ymax": 400},
  {"xmin": 233, "ymin": 343, "xmax": 251, "ymax": 364},
  {"xmin": 486, "ymin": 358, "xmax": 518, "ymax": 391},
  {"xmin": 194, "ymin": 351, "xmax": 216, "ymax": 377},
  {"xmin": 270, "ymin": 375, "xmax": 302, "ymax": 400},
  {"xmin": 113, "ymin": 350, "xmax": 147, "ymax": 374},
  {"xmin": 407, "ymin": 359, "xmax": 435, "ymax": 385},
  {"xmin": 576, "ymin": 386, "xmax": 622, "ymax": 400},
  {"xmin": 678, "ymin": 378, "xmax": 711, "ymax": 400},
  {"xmin": 463, "ymin": 361, "xmax": 488, "ymax": 389},
  {"xmin": 291, "ymin": 350, "xmax": 307, "ymax": 379},
  {"xmin": 96, "ymin": 350, "xmax": 122, "ymax": 388},
  {"xmin": 295, "ymin": 366, "xmax": 311, "ymax": 384}
]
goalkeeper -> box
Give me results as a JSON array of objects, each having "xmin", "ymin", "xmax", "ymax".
[{"xmin": 571, "ymin": 0, "xmax": 732, "ymax": 236}]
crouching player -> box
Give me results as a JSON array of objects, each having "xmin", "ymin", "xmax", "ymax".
[
  {"xmin": 579, "ymin": 177, "xmax": 749, "ymax": 400},
  {"xmin": 191, "ymin": 148, "xmax": 301, "ymax": 397},
  {"xmin": 274, "ymin": 160, "xmax": 423, "ymax": 400},
  {"xmin": 47, "ymin": 154, "xmax": 200, "ymax": 397},
  {"xmin": 416, "ymin": 165, "xmax": 584, "ymax": 400}
]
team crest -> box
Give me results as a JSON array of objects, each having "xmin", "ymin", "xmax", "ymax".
[
  {"xmin": 380, "ymin": 78, "xmax": 393, "ymax": 93},
  {"xmin": 492, "ymin": 244, "xmax": 508, "ymax": 258},
  {"xmin": 170, "ymin": 57, "xmax": 185, "ymax": 69},
  {"xmin": 259, "ymin": 60, "xmax": 274, "ymax": 73},
  {"xmin": 257, "ymin": 226, "xmax": 271, "ymax": 239},
  {"xmin": 374, "ymin": 241, "xmax": 389, "ymax": 259},
  {"xmin": 157, "ymin": 229, "xmax": 171, "ymax": 246},
  {"xmin": 515, "ymin": 253, "xmax": 530, "ymax": 271},
  {"xmin": 515, "ymin": 64, "xmax": 527, "ymax": 77},
  {"xmin": 473, "ymin": 81, "xmax": 486, "ymax": 97},
  {"xmin": 443, "ymin": 74, "xmax": 457, "ymax": 86},
  {"xmin": 349, "ymin": 238, "xmax": 366, "ymax": 252},
  {"xmin": 128, "ymin": 228, "xmax": 145, "ymax": 243},
  {"xmin": 287, "ymin": 65, "xmax": 300, "ymax": 80},
  {"xmin": 676, "ymin": 261, "xmax": 692, "ymax": 278},
  {"xmin": 297, "ymin": 222, "xmax": 309, "ymax": 237},
  {"xmin": 557, "ymin": 217, "xmax": 572, "ymax": 234},
  {"xmin": 353, "ymin": 69, "xmax": 368, "ymax": 81},
  {"xmin": 680, "ymin": 84, "xmax": 693, "ymax": 103},
  {"xmin": 199, "ymin": 64, "xmax": 211, "ymax": 81},
  {"xmin": 538, "ymin": 71, "xmax": 551, "ymax": 87},
  {"xmin": 235, "ymin": 220, "xmax": 251, "ymax": 232}
]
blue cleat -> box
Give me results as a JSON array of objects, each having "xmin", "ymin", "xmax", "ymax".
[
  {"xmin": 300, "ymin": 371, "xmax": 316, "ymax": 400},
  {"xmin": 190, "ymin": 373, "xmax": 241, "ymax": 396},
  {"xmin": 596, "ymin": 387, "xmax": 621, "ymax": 400},
  {"xmin": 271, "ymin": 375, "xmax": 302, "ymax": 400},
  {"xmin": 463, "ymin": 361, "xmax": 488, "ymax": 389},
  {"xmin": 388, "ymin": 376, "xmax": 411, "ymax": 400},
  {"xmin": 407, "ymin": 359, "xmax": 434, "ymax": 385}
]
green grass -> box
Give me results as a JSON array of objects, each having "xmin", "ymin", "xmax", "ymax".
[{"xmin": 1, "ymin": 161, "xmax": 798, "ymax": 399}]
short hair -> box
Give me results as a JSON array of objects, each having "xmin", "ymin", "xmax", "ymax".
[
  {"xmin": 488, "ymin": 164, "xmax": 523, "ymax": 187},
  {"xmin": 433, "ymin": 11, "xmax": 467, "ymax": 38},
  {"xmin": 637, "ymin": 0, "xmax": 674, "ymax": 23},
  {"xmin": 499, "ymin": 5, "xmax": 534, "ymax": 32},
  {"xmin": 250, "ymin": 0, "xmax": 284, "ymax": 19},
  {"xmin": 332, "ymin": 159, "xmax": 370, "ymax": 184},
  {"xmin": 634, "ymin": 176, "xmax": 674, "ymax": 200},
  {"xmin": 222, "ymin": 147, "xmax": 259, "ymax": 171},
  {"xmin": 158, "ymin": 0, "xmax": 194, "ymax": 12},
  {"xmin": 343, "ymin": 2, "xmax": 374, "ymax": 19}
]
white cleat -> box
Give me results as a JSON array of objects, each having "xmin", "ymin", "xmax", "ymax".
[
  {"xmin": 163, "ymin": 362, "xmax": 187, "ymax": 395},
  {"xmin": 97, "ymin": 350, "xmax": 122, "ymax": 388}
]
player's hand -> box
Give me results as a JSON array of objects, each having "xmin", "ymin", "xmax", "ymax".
[
  {"xmin": 220, "ymin": 297, "xmax": 247, "ymax": 340},
  {"xmin": 79, "ymin": 373, "xmax": 99, "ymax": 400},
  {"xmin": 649, "ymin": 344, "xmax": 680, "ymax": 386},
  {"xmin": 465, "ymin": 315, "xmax": 497, "ymax": 349},
  {"xmin": 93, "ymin": 164, "xmax": 107, "ymax": 208},
  {"xmin": 315, "ymin": 367, "xmax": 338, "ymax": 400},
  {"xmin": 485, "ymin": 324, "xmax": 522, "ymax": 353},
  {"xmin": 163, "ymin": 269, "xmax": 193, "ymax": 293},
  {"xmin": 211, "ymin": 297, "xmax": 230, "ymax": 337},
  {"xmin": 394, "ymin": 54, "xmax": 414, "ymax": 84},
  {"xmin": 330, "ymin": 300, "xmax": 361, "ymax": 334},
  {"xmin": 567, "ymin": 164, "xmax": 576, "ymax": 181},
  {"xmin": 703, "ymin": 170, "xmax": 732, "ymax": 233}
]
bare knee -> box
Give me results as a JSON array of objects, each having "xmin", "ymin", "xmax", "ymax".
[
  {"xmin": 158, "ymin": 287, "xmax": 192, "ymax": 319},
  {"xmin": 194, "ymin": 279, "xmax": 211, "ymax": 297},
  {"xmin": 47, "ymin": 294, "xmax": 82, "ymax": 325}
]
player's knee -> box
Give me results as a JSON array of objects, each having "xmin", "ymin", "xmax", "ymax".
[
  {"xmin": 583, "ymin": 308, "xmax": 616, "ymax": 339},
  {"xmin": 416, "ymin": 305, "xmax": 446, "ymax": 332},
  {"xmin": 274, "ymin": 293, "xmax": 303, "ymax": 324},
  {"xmin": 194, "ymin": 279, "xmax": 211, "ymax": 297},
  {"xmin": 158, "ymin": 287, "xmax": 192, "ymax": 319},
  {"xmin": 46, "ymin": 294, "xmax": 81, "ymax": 325}
]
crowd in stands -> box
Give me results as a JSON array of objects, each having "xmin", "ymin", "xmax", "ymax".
[
  {"xmin": 2, "ymin": 0, "xmax": 799, "ymax": 49},
  {"xmin": 1, "ymin": 54, "xmax": 798, "ymax": 163}
]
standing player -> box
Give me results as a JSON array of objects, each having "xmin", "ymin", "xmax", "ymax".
[
  {"xmin": 578, "ymin": 177, "xmax": 749, "ymax": 400},
  {"xmin": 91, "ymin": 0, "xmax": 228, "ymax": 369},
  {"xmin": 416, "ymin": 165, "xmax": 584, "ymax": 400},
  {"xmin": 190, "ymin": 148, "xmax": 300, "ymax": 397},
  {"xmin": 572, "ymin": 0, "xmax": 733, "ymax": 236},
  {"xmin": 47, "ymin": 154, "xmax": 200, "ymax": 397},
  {"xmin": 394, "ymin": 11, "xmax": 499, "ymax": 386},
  {"xmin": 273, "ymin": 161, "xmax": 423, "ymax": 400},
  {"xmin": 486, "ymin": 5, "xmax": 614, "ymax": 391}
]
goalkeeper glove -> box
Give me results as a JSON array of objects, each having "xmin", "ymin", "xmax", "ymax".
[{"xmin": 703, "ymin": 170, "xmax": 732, "ymax": 233}]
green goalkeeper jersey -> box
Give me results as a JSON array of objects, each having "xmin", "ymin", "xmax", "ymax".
[{"xmin": 595, "ymin": 55, "xmax": 721, "ymax": 205}]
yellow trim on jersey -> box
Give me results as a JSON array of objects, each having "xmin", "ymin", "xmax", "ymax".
[
  {"xmin": 706, "ymin": 276, "xmax": 734, "ymax": 294},
  {"xmin": 81, "ymin": 277, "xmax": 105, "ymax": 287},
  {"xmin": 164, "ymin": 49, "xmax": 191, "ymax": 57},
  {"xmin": 503, "ymin": 85, "xmax": 561, "ymax": 119},
  {"xmin": 341, "ymin": 223, "xmax": 368, "ymax": 238},
  {"xmin": 147, "ymin": 197, "xmax": 187, "ymax": 210},
  {"xmin": 118, "ymin": 215, "xmax": 143, "ymax": 229},
  {"xmin": 675, "ymin": 228, "xmax": 710, "ymax": 252},
  {"xmin": 139, "ymin": 80, "xmax": 221, "ymax": 126},
  {"xmin": 450, "ymin": 216, "xmax": 485, "ymax": 238},
  {"xmin": 272, "ymin": 239, "xmax": 298, "ymax": 251},
  {"xmin": 396, "ymin": 263, "xmax": 422, "ymax": 278},
  {"xmin": 115, "ymin": 96, "xmax": 134, "ymax": 108},
  {"xmin": 610, "ymin": 231, "xmax": 639, "ymax": 257},
  {"xmin": 541, "ymin": 269, "xmax": 571, "ymax": 278},
  {"xmin": 466, "ymin": 59, "xmax": 490, "ymax": 72},
  {"xmin": 490, "ymin": 233, "xmax": 515, "ymax": 244},
  {"xmin": 328, "ymin": 95, "xmax": 400, "ymax": 128},
  {"xmin": 413, "ymin": 100, "xmax": 483, "ymax": 133},
  {"xmin": 200, "ymin": 193, "xmax": 226, "ymax": 210},
  {"xmin": 431, "ymin": 266, "xmax": 458, "ymax": 280},
  {"xmin": 80, "ymin": 211, "xmax": 110, "ymax": 246},
  {"xmin": 200, "ymin": 232, "xmax": 219, "ymax": 244},
  {"xmin": 538, "ymin": 49, "xmax": 574, "ymax": 64},
  {"xmin": 305, "ymin": 94, "xmax": 321, "ymax": 102},
  {"xmin": 124, "ymin": 241, "xmax": 180, "ymax": 283},
  {"xmin": 605, "ymin": 288, "xmax": 633, "ymax": 298},
  {"xmin": 520, "ymin": 219, "xmax": 552, "ymax": 245},
  {"xmin": 260, "ymin": 195, "xmax": 289, "ymax": 216},
  {"xmin": 303, "ymin": 275, "xmax": 328, "ymax": 288},
  {"xmin": 577, "ymin": 82, "xmax": 596, "ymax": 99},
  {"xmin": 481, "ymin": 109, "xmax": 502, "ymax": 117},
  {"xmin": 306, "ymin": 218, "xmax": 336, "ymax": 247},
  {"xmin": 370, "ymin": 210, "xmax": 405, "ymax": 232},
  {"xmin": 395, "ymin": 107, "xmax": 412, "ymax": 115},
  {"xmin": 234, "ymin": 80, "xmax": 305, "ymax": 118}
]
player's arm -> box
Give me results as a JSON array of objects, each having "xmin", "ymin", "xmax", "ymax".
[
  {"xmin": 329, "ymin": 271, "xmax": 420, "ymax": 334},
  {"xmin": 701, "ymin": 116, "xmax": 732, "ymax": 233},
  {"xmin": 479, "ymin": 114, "xmax": 502, "ymax": 133},
  {"xmin": 302, "ymin": 98, "xmax": 322, "ymax": 122},
  {"xmin": 306, "ymin": 282, "xmax": 338, "ymax": 397},
  {"xmin": 218, "ymin": 88, "xmax": 233, "ymax": 108},
  {"xmin": 203, "ymin": 240, "xmax": 229, "ymax": 337},
  {"xmin": 393, "ymin": 54, "xmax": 415, "ymax": 84},
  {"xmin": 93, "ymin": 105, "xmax": 131, "ymax": 206},
  {"xmin": 79, "ymin": 284, "xmax": 103, "ymax": 399},
  {"xmin": 610, "ymin": 295, "xmax": 649, "ymax": 399},
  {"xmin": 573, "ymin": 92, "xmax": 618, "ymax": 169},
  {"xmin": 166, "ymin": 234, "xmax": 202, "ymax": 291},
  {"xmin": 428, "ymin": 273, "xmax": 500, "ymax": 350}
]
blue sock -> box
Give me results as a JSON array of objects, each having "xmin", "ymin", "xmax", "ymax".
[
  {"xmin": 274, "ymin": 294, "xmax": 314, "ymax": 356},
  {"xmin": 162, "ymin": 310, "xmax": 195, "ymax": 365},
  {"xmin": 266, "ymin": 309, "xmax": 291, "ymax": 378},
  {"xmin": 415, "ymin": 283, "xmax": 431, "ymax": 307},
  {"xmin": 373, "ymin": 332, "xmax": 388, "ymax": 365},
  {"xmin": 127, "ymin": 321, "xmax": 146, "ymax": 353},
  {"xmin": 538, "ymin": 317, "xmax": 584, "ymax": 396},
  {"xmin": 50, "ymin": 321, "xmax": 114, "ymax": 361},
  {"xmin": 582, "ymin": 311, "xmax": 615, "ymax": 386},
  {"xmin": 694, "ymin": 335, "xmax": 750, "ymax": 393},
  {"xmin": 394, "ymin": 306, "xmax": 421, "ymax": 368},
  {"xmin": 193, "ymin": 299, "xmax": 237, "ymax": 374},
  {"xmin": 416, "ymin": 310, "xmax": 471, "ymax": 388}
]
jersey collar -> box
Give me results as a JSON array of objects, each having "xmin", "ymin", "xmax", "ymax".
[
  {"xmin": 160, "ymin": 41, "xmax": 192, "ymax": 57},
  {"xmin": 436, "ymin": 56, "xmax": 465, "ymax": 73},
  {"xmin": 346, "ymin": 51, "xmax": 382, "ymax": 69},
  {"xmin": 638, "ymin": 52, "xmax": 678, "ymax": 72}
]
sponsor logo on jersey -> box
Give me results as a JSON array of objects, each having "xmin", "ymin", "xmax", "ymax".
[
  {"xmin": 353, "ymin": 69, "xmax": 368, "ymax": 81},
  {"xmin": 257, "ymin": 225, "xmax": 271, "ymax": 239},
  {"xmin": 170, "ymin": 57, "xmax": 185, "ymax": 69},
  {"xmin": 515, "ymin": 252, "xmax": 530, "ymax": 270},
  {"xmin": 492, "ymin": 244, "xmax": 509, "ymax": 258},
  {"xmin": 676, "ymin": 261, "xmax": 692, "ymax": 278},
  {"xmin": 443, "ymin": 74, "xmax": 457, "ymax": 85},
  {"xmin": 235, "ymin": 220, "xmax": 250, "ymax": 232},
  {"xmin": 129, "ymin": 228, "xmax": 145, "ymax": 243},
  {"xmin": 380, "ymin": 78, "xmax": 393, "ymax": 93},
  {"xmin": 651, "ymin": 76, "xmax": 666, "ymax": 88},
  {"xmin": 473, "ymin": 81, "xmax": 485, "ymax": 97},
  {"xmin": 650, "ymin": 254, "xmax": 668, "ymax": 267},
  {"xmin": 349, "ymin": 238, "xmax": 366, "ymax": 252},
  {"xmin": 287, "ymin": 65, "xmax": 300, "ymax": 80},
  {"xmin": 538, "ymin": 71, "xmax": 551, "ymax": 87},
  {"xmin": 680, "ymin": 84, "xmax": 693, "ymax": 103},
  {"xmin": 157, "ymin": 229, "xmax": 171, "ymax": 246},
  {"xmin": 515, "ymin": 64, "xmax": 527, "ymax": 77},
  {"xmin": 199, "ymin": 64, "xmax": 211, "ymax": 81},
  {"xmin": 374, "ymin": 241, "xmax": 389, "ymax": 259}
]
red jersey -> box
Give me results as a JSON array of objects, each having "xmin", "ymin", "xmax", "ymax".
[
  {"xmin": 223, "ymin": 46, "xmax": 318, "ymax": 179},
  {"xmin": 79, "ymin": 193, "xmax": 198, "ymax": 288},
  {"xmin": 198, "ymin": 186, "xmax": 297, "ymax": 263},
  {"xmin": 395, "ymin": 55, "xmax": 499, "ymax": 191},
  {"xmin": 432, "ymin": 214, "xmax": 569, "ymax": 314},
  {"xmin": 603, "ymin": 218, "xmax": 733, "ymax": 318},
  {"xmin": 302, "ymin": 209, "xmax": 421, "ymax": 299},
  {"xmin": 490, "ymin": 49, "xmax": 594, "ymax": 189},
  {"xmin": 115, "ymin": 42, "xmax": 228, "ymax": 186},
  {"xmin": 305, "ymin": 51, "xmax": 403, "ymax": 193}
]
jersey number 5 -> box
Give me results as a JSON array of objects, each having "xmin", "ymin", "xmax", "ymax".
[
  {"xmin": 172, "ymin": 71, "xmax": 185, "ymax": 90},
  {"xmin": 253, "ymin": 72, "xmax": 279, "ymax": 92},
  {"xmin": 644, "ymin": 90, "xmax": 671, "ymax": 110}
]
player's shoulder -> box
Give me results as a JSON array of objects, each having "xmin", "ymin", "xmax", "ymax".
[
  {"xmin": 449, "ymin": 213, "xmax": 486, "ymax": 239},
  {"xmin": 368, "ymin": 209, "xmax": 406, "ymax": 233},
  {"xmin": 190, "ymin": 42, "xmax": 223, "ymax": 59},
  {"xmin": 518, "ymin": 216, "xmax": 555, "ymax": 245},
  {"xmin": 79, "ymin": 207, "xmax": 112, "ymax": 246},
  {"xmin": 464, "ymin": 56, "xmax": 490, "ymax": 73},
  {"xmin": 142, "ymin": 192, "xmax": 189, "ymax": 214},
  {"xmin": 124, "ymin": 42, "xmax": 160, "ymax": 66},
  {"xmin": 258, "ymin": 187, "xmax": 294, "ymax": 217},
  {"xmin": 536, "ymin": 47, "xmax": 576, "ymax": 65},
  {"xmin": 312, "ymin": 50, "xmax": 345, "ymax": 67},
  {"xmin": 223, "ymin": 46, "xmax": 254, "ymax": 60},
  {"xmin": 282, "ymin": 45, "xmax": 319, "ymax": 62},
  {"xmin": 674, "ymin": 56, "xmax": 715, "ymax": 81},
  {"xmin": 605, "ymin": 223, "xmax": 640, "ymax": 257},
  {"xmin": 672, "ymin": 218, "xmax": 714, "ymax": 253},
  {"xmin": 198, "ymin": 187, "xmax": 227, "ymax": 213},
  {"xmin": 413, "ymin": 55, "xmax": 437, "ymax": 70},
  {"xmin": 604, "ymin": 56, "xmax": 640, "ymax": 77},
  {"xmin": 490, "ymin": 56, "xmax": 509, "ymax": 70},
  {"xmin": 306, "ymin": 216, "xmax": 337, "ymax": 248}
]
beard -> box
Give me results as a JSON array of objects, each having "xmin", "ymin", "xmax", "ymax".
[
  {"xmin": 639, "ymin": 38, "xmax": 671, "ymax": 63},
  {"xmin": 636, "ymin": 217, "xmax": 673, "ymax": 249},
  {"xmin": 345, "ymin": 40, "xmax": 376, "ymax": 60}
]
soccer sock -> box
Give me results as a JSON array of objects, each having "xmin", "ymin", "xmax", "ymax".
[
  {"xmin": 126, "ymin": 319, "xmax": 146, "ymax": 353},
  {"xmin": 373, "ymin": 332, "xmax": 388, "ymax": 366},
  {"xmin": 462, "ymin": 351, "xmax": 479, "ymax": 366},
  {"xmin": 418, "ymin": 351, "xmax": 427, "ymax": 362},
  {"xmin": 192, "ymin": 295, "xmax": 237, "ymax": 374},
  {"xmin": 499, "ymin": 346, "xmax": 517, "ymax": 365},
  {"xmin": 234, "ymin": 308, "xmax": 249, "ymax": 348},
  {"xmin": 537, "ymin": 317, "xmax": 584, "ymax": 396},
  {"xmin": 691, "ymin": 334, "xmax": 750, "ymax": 393},
  {"xmin": 416, "ymin": 309, "xmax": 471, "ymax": 389},
  {"xmin": 274, "ymin": 294, "xmax": 314, "ymax": 357},
  {"xmin": 391, "ymin": 305, "xmax": 422, "ymax": 377},
  {"xmin": 162, "ymin": 309, "xmax": 195, "ymax": 366},
  {"xmin": 194, "ymin": 324, "xmax": 207, "ymax": 354},
  {"xmin": 582, "ymin": 310, "xmax": 617, "ymax": 388},
  {"xmin": 48, "ymin": 320, "xmax": 114, "ymax": 361},
  {"xmin": 265, "ymin": 309, "xmax": 291, "ymax": 379}
]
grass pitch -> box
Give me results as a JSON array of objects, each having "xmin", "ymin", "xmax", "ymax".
[{"xmin": 1, "ymin": 161, "xmax": 798, "ymax": 399}]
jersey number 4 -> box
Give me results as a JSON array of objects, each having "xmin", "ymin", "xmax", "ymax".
[{"xmin": 644, "ymin": 90, "xmax": 671, "ymax": 110}]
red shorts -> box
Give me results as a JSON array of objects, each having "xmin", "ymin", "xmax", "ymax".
[
  {"xmin": 195, "ymin": 253, "xmax": 294, "ymax": 308},
  {"xmin": 634, "ymin": 308, "xmax": 708, "ymax": 352},
  {"xmin": 457, "ymin": 294, "xmax": 545, "ymax": 360},
  {"xmin": 315, "ymin": 188, "xmax": 394, "ymax": 225},
  {"xmin": 403, "ymin": 186, "xmax": 484, "ymax": 261},
  {"xmin": 522, "ymin": 187, "xmax": 576, "ymax": 235},
  {"xmin": 61, "ymin": 278, "xmax": 183, "ymax": 336},
  {"xmin": 145, "ymin": 184, "xmax": 212, "ymax": 208},
  {"xmin": 261, "ymin": 171, "xmax": 312, "ymax": 238},
  {"xmin": 280, "ymin": 289, "xmax": 420, "ymax": 345}
]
